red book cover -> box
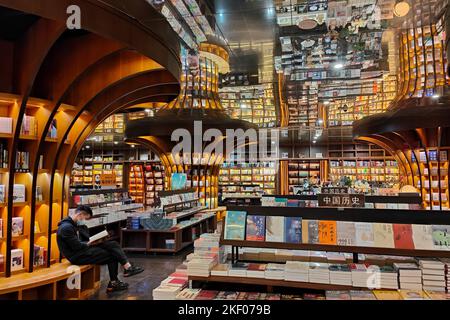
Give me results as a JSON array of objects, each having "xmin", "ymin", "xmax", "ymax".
[
  {"xmin": 247, "ymin": 263, "xmax": 267, "ymax": 271},
  {"xmin": 195, "ymin": 290, "xmax": 218, "ymax": 300},
  {"xmin": 167, "ymin": 278, "xmax": 187, "ymax": 285},
  {"xmin": 393, "ymin": 224, "xmax": 415, "ymax": 249}
]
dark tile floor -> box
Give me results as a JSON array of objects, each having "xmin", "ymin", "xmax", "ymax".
[{"xmin": 89, "ymin": 248, "xmax": 192, "ymax": 300}]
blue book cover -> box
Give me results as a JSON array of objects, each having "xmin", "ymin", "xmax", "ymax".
[
  {"xmin": 284, "ymin": 217, "xmax": 302, "ymax": 243},
  {"xmin": 224, "ymin": 211, "xmax": 247, "ymax": 240},
  {"xmin": 246, "ymin": 215, "xmax": 265, "ymax": 241}
]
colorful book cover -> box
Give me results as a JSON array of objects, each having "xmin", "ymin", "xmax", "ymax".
[
  {"xmin": 265, "ymin": 216, "xmax": 285, "ymax": 242},
  {"xmin": 373, "ymin": 223, "xmax": 395, "ymax": 248},
  {"xmin": 393, "ymin": 224, "xmax": 415, "ymax": 249},
  {"xmin": 355, "ymin": 222, "xmax": 374, "ymax": 247},
  {"xmin": 284, "ymin": 217, "xmax": 302, "ymax": 243},
  {"xmin": 412, "ymin": 224, "xmax": 434, "ymax": 250},
  {"xmin": 337, "ymin": 221, "xmax": 356, "ymax": 246},
  {"xmin": 432, "ymin": 225, "xmax": 450, "ymax": 249},
  {"xmin": 224, "ymin": 211, "xmax": 247, "ymax": 240},
  {"xmin": 318, "ymin": 220, "xmax": 337, "ymax": 245},
  {"xmin": 246, "ymin": 215, "xmax": 265, "ymax": 241}
]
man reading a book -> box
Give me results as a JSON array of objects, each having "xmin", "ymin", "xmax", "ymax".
[{"xmin": 57, "ymin": 205, "xmax": 144, "ymax": 292}]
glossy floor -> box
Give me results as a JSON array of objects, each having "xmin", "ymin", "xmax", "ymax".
[{"xmin": 89, "ymin": 250, "xmax": 190, "ymax": 300}]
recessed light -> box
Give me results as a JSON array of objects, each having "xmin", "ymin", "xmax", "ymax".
[
  {"xmin": 432, "ymin": 94, "xmax": 440, "ymax": 99},
  {"xmin": 131, "ymin": 144, "xmax": 135, "ymax": 148},
  {"xmin": 334, "ymin": 63, "xmax": 344, "ymax": 69},
  {"xmin": 394, "ymin": 1, "xmax": 410, "ymax": 17},
  {"xmin": 114, "ymin": 141, "xmax": 119, "ymax": 145},
  {"xmin": 323, "ymin": 101, "xmax": 331, "ymax": 105},
  {"xmin": 85, "ymin": 145, "xmax": 90, "ymax": 149}
]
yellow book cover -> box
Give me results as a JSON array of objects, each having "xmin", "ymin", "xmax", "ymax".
[
  {"xmin": 399, "ymin": 290, "xmax": 427, "ymax": 300},
  {"xmin": 373, "ymin": 290, "xmax": 402, "ymax": 300}
]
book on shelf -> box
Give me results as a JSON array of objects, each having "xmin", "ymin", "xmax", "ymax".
[
  {"xmin": 302, "ymin": 220, "xmax": 319, "ymax": 244},
  {"xmin": 0, "ymin": 143, "xmax": 8, "ymax": 168},
  {"xmin": 13, "ymin": 184, "xmax": 26, "ymax": 203},
  {"xmin": 318, "ymin": 220, "xmax": 337, "ymax": 245},
  {"xmin": 0, "ymin": 184, "xmax": 4, "ymax": 203},
  {"xmin": 15, "ymin": 151, "xmax": 30, "ymax": 171},
  {"xmin": 412, "ymin": 224, "xmax": 434, "ymax": 250},
  {"xmin": 265, "ymin": 216, "xmax": 285, "ymax": 242},
  {"xmin": 20, "ymin": 115, "xmax": 36, "ymax": 136},
  {"xmin": 224, "ymin": 211, "xmax": 246, "ymax": 240},
  {"xmin": 47, "ymin": 119, "xmax": 57, "ymax": 139},
  {"xmin": 246, "ymin": 215, "xmax": 265, "ymax": 241},
  {"xmin": 0, "ymin": 116, "xmax": 13, "ymax": 134},
  {"xmin": 355, "ymin": 222, "xmax": 374, "ymax": 247},
  {"xmin": 284, "ymin": 217, "xmax": 302, "ymax": 243},
  {"xmin": 432, "ymin": 225, "xmax": 450, "ymax": 249},
  {"xmin": 393, "ymin": 224, "xmax": 415, "ymax": 249},
  {"xmin": 337, "ymin": 221, "xmax": 356, "ymax": 246},
  {"xmin": 0, "ymin": 218, "xmax": 2, "ymax": 238},
  {"xmin": 33, "ymin": 244, "xmax": 47, "ymax": 267},
  {"xmin": 11, "ymin": 248, "xmax": 24, "ymax": 271},
  {"xmin": 11, "ymin": 217, "xmax": 24, "ymax": 236},
  {"xmin": 373, "ymin": 290, "xmax": 402, "ymax": 300},
  {"xmin": 373, "ymin": 223, "xmax": 395, "ymax": 248}
]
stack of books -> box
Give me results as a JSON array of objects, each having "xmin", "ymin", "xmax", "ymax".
[
  {"xmin": 350, "ymin": 263, "xmax": 372, "ymax": 288},
  {"xmin": 377, "ymin": 265, "xmax": 399, "ymax": 289},
  {"xmin": 394, "ymin": 263, "xmax": 422, "ymax": 290},
  {"xmin": 195, "ymin": 290, "xmax": 219, "ymax": 300},
  {"xmin": 264, "ymin": 263, "xmax": 285, "ymax": 280},
  {"xmin": 441, "ymin": 258, "xmax": 450, "ymax": 291},
  {"xmin": 228, "ymin": 262, "xmax": 249, "ymax": 277},
  {"xmin": 153, "ymin": 285, "xmax": 184, "ymax": 300},
  {"xmin": 284, "ymin": 261, "xmax": 309, "ymax": 282},
  {"xmin": 187, "ymin": 257, "xmax": 217, "ymax": 277},
  {"xmin": 193, "ymin": 233, "xmax": 226, "ymax": 263},
  {"xmin": 329, "ymin": 264, "xmax": 352, "ymax": 286},
  {"xmin": 309, "ymin": 262, "xmax": 330, "ymax": 284},
  {"xmin": 418, "ymin": 259, "xmax": 446, "ymax": 292},
  {"xmin": 211, "ymin": 264, "xmax": 230, "ymax": 276},
  {"xmin": 246, "ymin": 263, "xmax": 267, "ymax": 278},
  {"xmin": 175, "ymin": 288, "xmax": 201, "ymax": 300}
]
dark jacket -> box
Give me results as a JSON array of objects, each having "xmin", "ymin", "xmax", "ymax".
[{"xmin": 56, "ymin": 217, "xmax": 90, "ymax": 261}]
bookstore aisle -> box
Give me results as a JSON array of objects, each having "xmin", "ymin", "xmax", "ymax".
[{"xmin": 2, "ymin": 0, "xmax": 450, "ymax": 307}]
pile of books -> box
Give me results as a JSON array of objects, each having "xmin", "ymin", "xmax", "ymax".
[
  {"xmin": 187, "ymin": 257, "xmax": 217, "ymax": 277},
  {"xmin": 211, "ymin": 263, "xmax": 230, "ymax": 276},
  {"xmin": 264, "ymin": 263, "xmax": 285, "ymax": 280},
  {"xmin": 309, "ymin": 262, "xmax": 330, "ymax": 284},
  {"xmin": 284, "ymin": 261, "xmax": 309, "ymax": 282},
  {"xmin": 419, "ymin": 259, "xmax": 446, "ymax": 292},
  {"xmin": 329, "ymin": 264, "xmax": 352, "ymax": 286},
  {"xmin": 192, "ymin": 233, "xmax": 226, "ymax": 263},
  {"xmin": 394, "ymin": 262, "xmax": 422, "ymax": 290},
  {"xmin": 351, "ymin": 263, "xmax": 372, "ymax": 288},
  {"xmin": 441, "ymin": 258, "xmax": 450, "ymax": 291},
  {"xmin": 377, "ymin": 265, "xmax": 399, "ymax": 290},
  {"xmin": 153, "ymin": 269, "xmax": 188, "ymax": 300},
  {"xmin": 246, "ymin": 263, "xmax": 267, "ymax": 278},
  {"xmin": 228, "ymin": 262, "xmax": 249, "ymax": 277}
]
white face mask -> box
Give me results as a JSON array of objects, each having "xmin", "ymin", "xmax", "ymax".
[{"xmin": 77, "ymin": 219, "xmax": 86, "ymax": 226}]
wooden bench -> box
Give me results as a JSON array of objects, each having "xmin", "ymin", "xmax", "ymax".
[{"xmin": 0, "ymin": 261, "xmax": 100, "ymax": 300}]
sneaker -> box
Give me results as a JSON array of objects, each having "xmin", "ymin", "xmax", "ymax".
[
  {"xmin": 106, "ymin": 280, "xmax": 129, "ymax": 293},
  {"xmin": 123, "ymin": 265, "xmax": 144, "ymax": 277}
]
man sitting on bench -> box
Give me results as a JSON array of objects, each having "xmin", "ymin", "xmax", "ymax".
[{"xmin": 57, "ymin": 205, "xmax": 144, "ymax": 293}]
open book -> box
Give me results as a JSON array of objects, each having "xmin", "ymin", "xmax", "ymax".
[{"xmin": 88, "ymin": 230, "xmax": 109, "ymax": 245}]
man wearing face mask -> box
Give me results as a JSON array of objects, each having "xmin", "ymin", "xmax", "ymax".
[{"xmin": 57, "ymin": 205, "xmax": 144, "ymax": 292}]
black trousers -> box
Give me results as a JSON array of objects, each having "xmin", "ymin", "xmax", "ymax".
[{"xmin": 70, "ymin": 241, "xmax": 129, "ymax": 281}]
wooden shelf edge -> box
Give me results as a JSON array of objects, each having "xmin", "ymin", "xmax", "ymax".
[
  {"xmin": 189, "ymin": 275, "xmax": 367, "ymax": 291},
  {"xmin": 221, "ymin": 239, "xmax": 450, "ymax": 258}
]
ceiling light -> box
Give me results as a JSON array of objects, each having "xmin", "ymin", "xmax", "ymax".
[
  {"xmin": 318, "ymin": 119, "xmax": 323, "ymax": 124},
  {"xmin": 114, "ymin": 141, "xmax": 119, "ymax": 145},
  {"xmin": 313, "ymin": 140, "xmax": 317, "ymax": 144},
  {"xmin": 323, "ymin": 101, "xmax": 331, "ymax": 105},
  {"xmin": 145, "ymin": 108, "xmax": 151, "ymax": 113},
  {"xmin": 432, "ymin": 94, "xmax": 440, "ymax": 99},
  {"xmin": 131, "ymin": 144, "xmax": 135, "ymax": 148},
  {"xmin": 394, "ymin": 1, "xmax": 410, "ymax": 17},
  {"xmin": 85, "ymin": 145, "xmax": 90, "ymax": 149},
  {"xmin": 334, "ymin": 63, "xmax": 344, "ymax": 69}
]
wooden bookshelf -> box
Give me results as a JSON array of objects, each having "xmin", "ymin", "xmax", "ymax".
[{"xmin": 220, "ymin": 162, "xmax": 276, "ymax": 195}]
